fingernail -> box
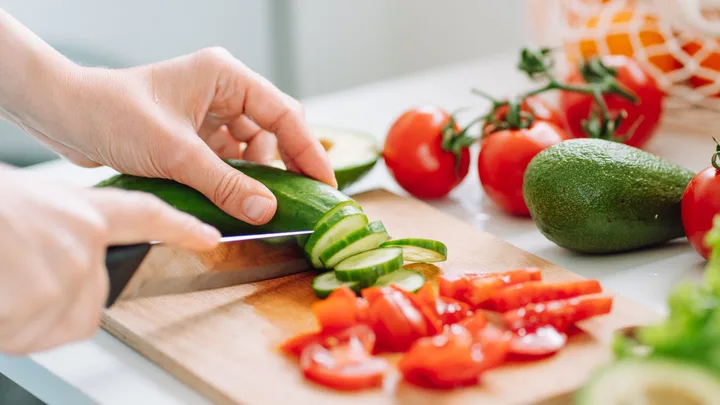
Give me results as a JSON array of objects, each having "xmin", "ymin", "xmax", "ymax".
[
  {"xmin": 243, "ymin": 195, "xmax": 273, "ymax": 223},
  {"xmin": 201, "ymin": 223, "xmax": 221, "ymax": 243}
]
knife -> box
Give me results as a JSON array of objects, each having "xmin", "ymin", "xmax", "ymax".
[{"xmin": 104, "ymin": 230, "xmax": 314, "ymax": 307}]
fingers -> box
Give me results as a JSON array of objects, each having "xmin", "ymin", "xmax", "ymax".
[
  {"xmin": 85, "ymin": 187, "xmax": 223, "ymax": 249},
  {"xmin": 195, "ymin": 48, "xmax": 336, "ymax": 187},
  {"xmin": 227, "ymin": 115, "xmax": 277, "ymax": 164},
  {"xmin": 206, "ymin": 126, "xmax": 245, "ymax": 160}
]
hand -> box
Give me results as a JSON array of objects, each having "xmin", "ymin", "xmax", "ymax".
[
  {"xmin": 0, "ymin": 11, "xmax": 336, "ymax": 226},
  {"xmin": 0, "ymin": 168, "xmax": 221, "ymax": 355}
]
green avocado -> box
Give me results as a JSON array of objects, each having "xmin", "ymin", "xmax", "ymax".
[{"xmin": 522, "ymin": 138, "xmax": 696, "ymax": 254}]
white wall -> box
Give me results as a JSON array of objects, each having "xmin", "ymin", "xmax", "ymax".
[{"xmin": 287, "ymin": 0, "xmax": 527, "ymax": 97}]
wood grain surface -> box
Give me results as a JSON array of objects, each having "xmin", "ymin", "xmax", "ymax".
[{"xmin": 101, "ymin": 188, "xmax": 663, "ymax": 405}]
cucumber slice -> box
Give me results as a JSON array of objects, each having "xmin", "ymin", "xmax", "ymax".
[
  {"xmin": 320, "ymin": 221, "xmax": 390, "ymax": 268},
  {"xmin": 576, "ymin": 357, "xmax": 720, "ymax": 405},
  {"xmin": 312, "ymin": 271, "xmax": 360, "ymax": 299},
  {"xmin": 380, "ymin": 238, "xmax": 447, "ymax": 262},
  {"xmin": 373, "ymin": 268, "xmax": 425, "ymax": 292},
  {"xmin": 296, "ymin": 200, "xmax": 362, "ymax": 249},
  {"xmin": 334, "ymin": 247, "xmax": 403, "ymax": 288},
  {"xmin": 304, "ymin": 204, "xmax": 368, "ymax": 268}
]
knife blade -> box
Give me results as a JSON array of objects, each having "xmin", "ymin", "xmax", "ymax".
[{"xmin": 104, "ymin": 230, "xmax": 314, "ymax": 307}]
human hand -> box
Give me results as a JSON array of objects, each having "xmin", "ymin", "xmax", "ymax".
[
  {"xmin": 0, "ymin": 167, "xmax": 220, "ymax": 355},
  {"xmin": 0, "ymin": 11, "xmax": 335, "ymax": 226}
]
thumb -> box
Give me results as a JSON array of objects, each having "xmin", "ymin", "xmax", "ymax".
[
  {"xmin": 85, "ymin": 188, "xmax": 222, "ymax": 250},
  {"xmin": 170, "ymin": 141, "xmax": 278, "ymax": 225}
]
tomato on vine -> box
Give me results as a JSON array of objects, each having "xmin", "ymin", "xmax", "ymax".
[
  {"xmin": 383, "ymin": 106, "xmax": 476, "ymax": 199},
  {"xmin": 682, "ymin": 139, "xmax": 720, "ymax": 261}
]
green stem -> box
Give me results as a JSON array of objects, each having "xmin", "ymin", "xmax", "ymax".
[{"xmin": 712, "ymin": 137, "xmax": 720, "ymax": 171}]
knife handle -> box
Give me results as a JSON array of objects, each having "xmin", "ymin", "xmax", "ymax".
[{"xmin": 104, "ymin": 243, "xmax": 152, "ymax": 307}]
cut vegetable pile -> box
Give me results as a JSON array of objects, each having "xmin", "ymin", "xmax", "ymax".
[{"xmin": 281, "ymin": 267, "xmax": 613, "ymax": 391}]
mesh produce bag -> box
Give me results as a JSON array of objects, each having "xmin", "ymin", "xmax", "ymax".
[{"xmin": 529, "ymin": 0, "xmax": 720, "ymax": 114}]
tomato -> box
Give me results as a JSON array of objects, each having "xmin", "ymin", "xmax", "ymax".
[
  {"xmin": 457, "ymin": 311, "xmax": 489, "ymax": 334},
  {"xmin": 312, "ymin": 286, "xmax": 368, "ymax": 331},
  {"xmin": 398, "ymin": 324, "xmax": 508, "ymax": 389},
  {"xmin": 508, "ymin": 326, "xmax": 567, "ymax": 357},
  {"xmin": 440, "ymin": 268, "xmax": 543, "ymax": 308},
  {"xmin": 383, "ymin": 106, "xmax": 471, "ymax": 199},
  {"xmin": 682, "ymin": 165, "xmax": 720, "ymax": 260},
  {"xmin": 300, "ymin": 336, "xmax": 388, "ymax": 391},
  {"xmin": 366, "ymin": 287, "xmax": 435, "ymax": 352},
  {"xmin": 559, "ymin": 55, "xmax": 664, "ymax": 149},
  {"xmin": 416, "ymin": 282, "xmax": 472, "ymax": 326},
  {"xmin": 503, "ymin": 295, "xmax": 614, "ymax": 332},
  {"xmin": 478, "ymin": 121, "xmax": 569, "ymax": 216},
  {"xmin": 280, "ymin": 324, "xmax": 376, "ymax": 358},
  {"xmin": 482, "ymin": 96, "xmax": 567, "ymax": 136},
  {"xmin": 483, "ymin": 279, "xmax": 603, "ymax": 312}
]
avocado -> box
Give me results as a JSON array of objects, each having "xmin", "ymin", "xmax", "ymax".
[{"xmin": 522, "ymin": 139, "xmax": 696, "ymax": 254}]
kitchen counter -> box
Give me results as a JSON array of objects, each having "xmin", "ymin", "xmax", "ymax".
[{"xmin": 1, "ymin": 50, "xmax": 714, "ymax": 405}]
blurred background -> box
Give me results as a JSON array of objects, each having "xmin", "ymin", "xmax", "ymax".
[{"xmin": 0, "ymin": 0, "xmax": 527, "ymax": 167}]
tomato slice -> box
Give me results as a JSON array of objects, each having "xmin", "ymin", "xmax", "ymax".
[
  {"xmin": 457, "ymin": 311, "xmax": 489, "ymax": 334},
  {"xmin": 367, "ymin": 287, "xmax": 433, "ymax": 352},
  {"xmin": 300, "ymin": 336, "xmax": 388, "ymax": 391},
  {"xmin": 312, "ymin": 286, "xmax": 368, "ymax": 331},
  {"xmin": 484, "ymin": 280, "xmax": 602, "ymax": 312},
  {"xmin": 416, "ymin": 282, "xmax": 471, "ymax": 327},
  {"xmin": 508, "ymin": 326, "xmax": 567, "ymax": 357},
  {"xmin": 398, "ymin": 323, "xmax": 508, "ymax": 389},
  {"xmin": 280, "ymin": 324, "xmax": 376, "ymax": 358},
  {"xmin": 391, "ymin": 284, "xmax": 443, "ymax": 335},
  {"xmin": 441, "ymin": 268, "xmax": 543, "ymax": 308},
  {"xmin": 503, "ymin": 295, "xmax": 614, "ymax": 332}
]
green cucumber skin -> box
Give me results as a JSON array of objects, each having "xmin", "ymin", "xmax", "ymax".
[
  {"xmin": 94, "ymin": 160, "xmax": 353, "ymax": 236},
  {"xmin": 380, "ymin": 238, "xmax": 447, "ymax": 262},
  {"xmin": 312, "ymin": 271, "xmax": 361, "ymax": 298},
  {"xmin": 319, "ymin": 221, "xmax": 389, "ymax": 267},
  {"xmin": 373, "ymin": 268, "xmax": 425, "ymax": 292},
  {"xmin": 335, "ymin": 248, "xmax": 404, "ymax": 288},
  {"xmin": 303, "ymin": 206, "xmax": 368, "ymax": 268}
]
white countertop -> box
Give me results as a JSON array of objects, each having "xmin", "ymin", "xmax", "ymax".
[{"xmin": 1, "ymin": 50, "xmax": 715, "ymax": 405}]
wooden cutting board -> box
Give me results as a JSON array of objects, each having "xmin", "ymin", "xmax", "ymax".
[{"xmin": 101, "ymin": 188, "xmax": 662, "ymax": 405}]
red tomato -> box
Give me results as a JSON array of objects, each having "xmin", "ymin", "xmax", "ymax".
[
  {"xmin": 398, "ymin": 324, "xmax": 508, "ymax": 389},
  {"xmin": 383, "ymin": 106, "xmax": 471, "ymax": 199},
  {"xmin": 508, "ymin": 326, "xmax": 567, "ymax": 357},
  {"xmin": 558, "ymin": 55, "xmax": 663, "ymax": 148},
  {"xmin": 478, "ymin": 121, "xmax": 569, "ymax": 216},
  {"xmin": 440, "ymin": 268, "xmax": 543, "ymax": 308},
  {"xmin": 300, "ymin": 338, "xmax": 388, "ymax": 391},
  {"xmin": 681, "ymin": 165, "xmax": 720, "ymax": 261},
  {"xmin": 366, "ymin": 287, "xmax": 434, "ymax": 352},
  {"xmin": 280, "ymin": 324, "xmax": 376, "ymax": 358},
  {"xmin": 484, "ymin": 279, "xmax": 602, "ymax": 312},
  {"xmin": 416, "ymin": 282, "xmax": 472, "ymax": 326},
  {"xmin": 457, "ymin": 311, "xmax": 489, "ymax": 334},
  {"xmin": 504, "ymin": 295, "xmax": 613, "ymax": 332},
  {"xmin": 312, "ymin": 286, "xmax": 368, "ymax": 331},
  {"xmin": 482, "ymin": 96, "xmax": 567, "ymax": 137}
]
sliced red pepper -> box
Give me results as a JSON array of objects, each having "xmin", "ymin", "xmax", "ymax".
[
  {"xmin": 484, "ymin": 279, "xmax": 602, "ymax": 312},
  {"xmin": 300, "ymin": 335, "xmax": 388, "ymax": 391},
  {"xmin": 312, "ymin": 286, "xmax": 368, "ymax": 331},
  {"xmin": 398, "ymin": 323, "xmax": 509, "ymax": 389},
  {"xmin": 508, "ymin": 326, "xmax": 567, "ymax": 357},
  {"xmin": 503, "ymin": 295, "xmax": 614, "ymax": 332},
  {"xmin": 442, "ymin": 268, "xmax": 543, "ymax": 308}
]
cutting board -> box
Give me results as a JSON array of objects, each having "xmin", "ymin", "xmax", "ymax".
[{"xmin": 101, "ymin": 188, "xmax": 662, "ymax": 405}]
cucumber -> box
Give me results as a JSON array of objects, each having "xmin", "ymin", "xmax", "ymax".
[
  {"xmin": 303, "ymin": 205, "xmax": 368, "ymax": 268},
  {"xmin": 320, "ymin": 221, "xmax": 389, "ymax": 268},
  {"xmin": 373, "ymin": 268, "xmax": 425, "ymax": 292},
  {"xmin": 297, "ymin": 200, "xmax": 362, "ymax": 249},
  {"xmin": 576, "ymin": 357, "xmax": 720, "ymax": 405},
  {"xmin": 271, "ymin": 124, "xmax": 380, "ymax": 191},
  {"xmin": 94, "ymin": 160, "xmax": 354, "ymax": 236},
  {"xmin": 311, "ymin": 271, "xmax": 361, "ymax": 298},
  {"xmin": 380, "ymin": 238, "xmax": 447, "ymax": 263},
  {"xmin": 334, "ymin": 247, "xmax": 403, "ymax": 288}
]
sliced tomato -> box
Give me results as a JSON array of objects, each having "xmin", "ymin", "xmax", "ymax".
[
  {"xmin": 367, "ymin": 287, "xmax": 434, "ymax": 352},
  {"xmin": 312, "ymin": 286, "xmax": 369, "ymax": 331},
  {"xmin": 442, "ymin": 268, "xmax": 543, "ymax": 308},
  {"xmin": 416, "ymin": 282, "xmax": 471, "ymax": 326},
  {"xmin": 398, "ymin": 324, "xmax": 509, "ymax": 389},
  {"xmin": 457, "ymin": 311, "xmax": 489, "ymax": 334},
  {"xmin": 508, "ymin": 326, "xmax": 567, "ymax": 357},
  {"xmin": 503, "ymin": 295, "xmax": 614, "ymax": 332},
  {"xmin": 280, "ymin": 324, "xmax": 376, "ymax": 358},
  {"xmin": 300, "ymin": 337, "xmax": 388, "ymax": 391},
  {"xmin": 484, "ymin": 279, "xmax": 602, "ymax": 312}
]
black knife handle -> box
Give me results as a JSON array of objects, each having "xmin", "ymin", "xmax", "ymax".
[{"xmin": 104, "ymin": 243, "xmax": 152, "ymax": 307}]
